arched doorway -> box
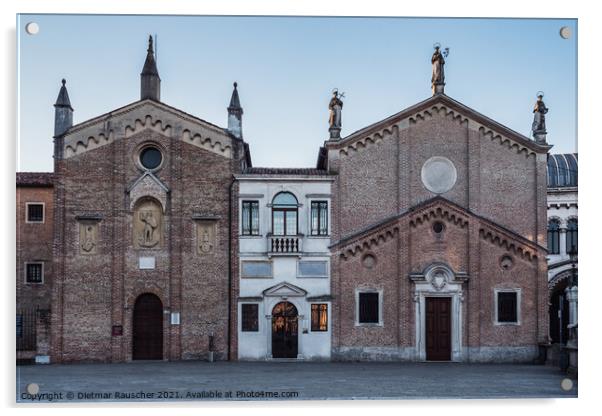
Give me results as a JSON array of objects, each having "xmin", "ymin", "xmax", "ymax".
[
  {"xmin": 549, "ymin": 276, "xmax": 570, "ymax": 345},
  {"xmin": 272, "ymin": 301, "xmax": 298, "ymax": 358},
  {"xmin": 133, "ymin": 293, "xmax": 163, "ymax": 360}
]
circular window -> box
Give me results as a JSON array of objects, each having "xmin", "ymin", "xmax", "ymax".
[
  {"xmin": 432, "ymin": 221, "xmax": 444, "ymax": 234},
  {"xmin": 140, "ymin": 146, "xmax": 162, "ymax": 170},
  {"xmin": 421, "ymin": 156, "xmax": 457, "ymax": 194}
]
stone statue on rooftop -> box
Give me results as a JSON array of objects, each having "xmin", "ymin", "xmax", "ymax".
[
  {"xmin": 431, "ymin": 44, "xmax": 448, "ymax": 95},
  {"xmin": 532, "ymin": 92, "xmax": 549, "ymax": 143},
  {"xmin": 329, "ymin": 89, "xmax": 344, "ymax": 139}
]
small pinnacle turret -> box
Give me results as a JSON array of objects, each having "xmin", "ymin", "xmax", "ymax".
[
  {"xmin": 141, "ymin": 35, "xmax": 161, "ymax": 101},
  {"xmin": 228, "ymin": 82, "xmax": 243, "ymax": 139},
  {"xmin": 54, "ymin": 78, "xmax": 74, "ymax": 137}
]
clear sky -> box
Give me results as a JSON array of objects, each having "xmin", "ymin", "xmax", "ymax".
[{"xmin": 17, "ymin": 14, "xmax": 577, "ymax": 171}]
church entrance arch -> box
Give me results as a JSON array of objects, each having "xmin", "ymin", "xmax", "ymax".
[{"xmin": 133, "ymin": 293, "xmax": 163, "ymax": 360}]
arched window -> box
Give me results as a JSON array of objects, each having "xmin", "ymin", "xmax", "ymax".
[
  {"xmin": 547, "ymin": 219, "xmax": 560, "ymax": 255},
  {"xmin": 566, "ymin": 219, "xmax": 578, "ymax": 254},
  {"xmin": 272, "ymin": 192, "xmax": 298, "ymax": 236}
]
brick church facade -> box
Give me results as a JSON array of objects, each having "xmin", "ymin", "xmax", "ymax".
[
  {"xmin": 321, "ymin": 94, "xmax": 550, "ymax": 362},
  {"xmin": 17, "ymin": 37, "xmax": 552, "ymax": 363}
]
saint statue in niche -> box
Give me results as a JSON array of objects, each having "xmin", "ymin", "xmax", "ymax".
[
  {"xmin": 134, "ymin": 199, "xmax": 162, "ymax": 249},
  {"xmin": 139, "ymin": 211, "xmax": 158, "ymax": 247}
]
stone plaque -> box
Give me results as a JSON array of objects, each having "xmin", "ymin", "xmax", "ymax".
[
  {"xmin": 196, "ymin": 221, "xmax": 216, "ymax": 255},
  {"xmin": 139, "ymin": 256, "xmax": 156, "ymax": 269},
  {"xmin": 79, "ymin": 222, "xmax": 98, "ymax": 255},
  {"xmin": 421, "ymin": 156, "xmax": 457, "ymax": 194},
  {"xmin": 133, "ymin": 198, "xmax": 162, "ymax": 249}
]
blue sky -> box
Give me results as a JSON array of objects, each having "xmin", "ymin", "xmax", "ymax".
[{"xmin": 17, "ymin": 15, "xmax": 577, "ymax": 171}]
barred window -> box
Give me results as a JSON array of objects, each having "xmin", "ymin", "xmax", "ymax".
[
  {"xmin": 311, "ymin": 304, "xmax": 328, "ymax": 331},
  {"xmin": 242, "ymin": 201, "xmax": 260, "ymax": 235},
  {"xmin": 25, "ymin": 263, "xmax": 43, "ymax": 284},
  {"xmin": 310, "ymin": 201, "xmax": 328, "ymax": 236},
  {"xmin": 497, "ymin": 292, "xmax": 518, "ymax": 323},
  {"xmin": 547, "ymin": 219, "xmax": 560, "ymax": 255},
  {"xmin": 359, "ymin": 292, "xmax": 379, "ymax": 324},
  {"xmin": 26, "ymin": 203, "xmax": 44, "ymax": 222},
  {"xmin": 241, "ymin": 304, "xmax": 259, "ymax": 332}
]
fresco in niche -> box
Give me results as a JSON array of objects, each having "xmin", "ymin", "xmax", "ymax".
[
  {"xmin": 79, "ymin": 222, "xmax": 98, "ymax": 255},
  {"xmin": 197, "ymin": 221, "xmax": 216, "ymax": 255},
  {"xmin": 134, "ymin": 198, "xmax": 162, "ymax": 249}
]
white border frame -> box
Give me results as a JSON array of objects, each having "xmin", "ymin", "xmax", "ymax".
[
  {"xmin": 493, "ymin": 287, "xmax": 522, "ymax": 326},
  {"xmin": 355, "ymin": 288, "xmax": 383, "ymax": 327},
  {"xmin": 24, "ymin": 201, "xmax": 45, "ymax": 223}
]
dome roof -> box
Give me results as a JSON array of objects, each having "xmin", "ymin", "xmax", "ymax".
[{"xmin": 547, "ymin": 153, "xmax": 578, "ymax": 188}]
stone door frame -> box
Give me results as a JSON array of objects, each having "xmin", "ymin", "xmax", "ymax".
[{"xmin": 412, "ymin": 263, "xmax": 466, "ymax": 362}]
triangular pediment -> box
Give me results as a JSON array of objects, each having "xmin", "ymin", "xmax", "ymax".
[
  {"xmin": 62, "ymin": 99, "xmax": 235, "ymax": 160},
  {"xmin": 333, "ymin": 196, "xmax": 544, "ymax": 262},
  {"xmin": 326, "ymin": 93, "xmax": 551, "ymax": 157},
  {"xmin": 263, "ymin": 281, "xmax": 307, "ymax": 298},
  {"xmin": 127, "ymin": 171, "xmax": 169, "ymax": 212}
]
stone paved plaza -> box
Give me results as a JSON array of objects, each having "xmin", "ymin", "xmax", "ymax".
[{"xmin": 16, "ymin": 361, "xmax": 577, "ymax": 402}]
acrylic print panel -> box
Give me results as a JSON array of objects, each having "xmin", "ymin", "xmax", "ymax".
[{"xmin": 16, "ymin": 14, "xmax": 577, "ymax": 403}]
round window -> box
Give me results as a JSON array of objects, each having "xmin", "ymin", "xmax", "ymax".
[
  {"xmin": 140, "ymin": 146, "xmax": 162, "ymax": 170},
  {"xmin": 432, "ymin": 221, "xmax": 444, "ymax": 234}
]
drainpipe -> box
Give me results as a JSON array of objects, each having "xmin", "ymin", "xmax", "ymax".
[{"xmin": 227, "ymin": 176, "xmax": 234, "ymax": 361}]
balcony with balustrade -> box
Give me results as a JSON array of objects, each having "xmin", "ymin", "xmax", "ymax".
[{"xmin": 267, "ymin": 234, "xmax": 303, "ymax": 256}]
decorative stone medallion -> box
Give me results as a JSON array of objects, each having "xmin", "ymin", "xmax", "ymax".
[
  {"xmin": 500, "ymin": 255, "xmax": 514, "ymax": 270},
  {"xmin": 421, "ymin": 156, "xmax": 457, "ymax": 194},
  {"xmin": 79, "ymin": 222, "xmax": 98, "ymax": 255},
  {"xmin": 362, "ymin": 254, "xmax": 377, "ymax": 269},
  {"xmin": 197, "ymin": 221, "xmax": 216, "ymax": 255},
  {"xmin": 429, "ymin": 269, "xmax": 448, "ymax": 291}
]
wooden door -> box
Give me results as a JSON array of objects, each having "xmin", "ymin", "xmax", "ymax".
[
  {"xmin": 272, "ymin": 302, "xmax": 298, "ymax": 358},
  {"xmin": 425, "ymin": 297, "xmax": 451, "ymax": 361},
  {"xmin": 133, "ymin": 293, "xmax": 163, "ymax": 360}
]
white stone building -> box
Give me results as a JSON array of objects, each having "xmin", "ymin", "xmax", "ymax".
[
  {"xmin": 546, "ymin": 153, "xmax": 578, "ymax": 345},
  {"xmin": 236, "ymin": 168, "xmax": 333, "ymax": 360}
]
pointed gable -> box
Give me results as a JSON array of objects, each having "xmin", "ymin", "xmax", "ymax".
[
  {"xmin": 327, "ymin": 94, "xmax": 551, "ymax": 158},
  {"xmin": 61, "ymin": 99, "xmax": 235, "ymax": 160}
]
